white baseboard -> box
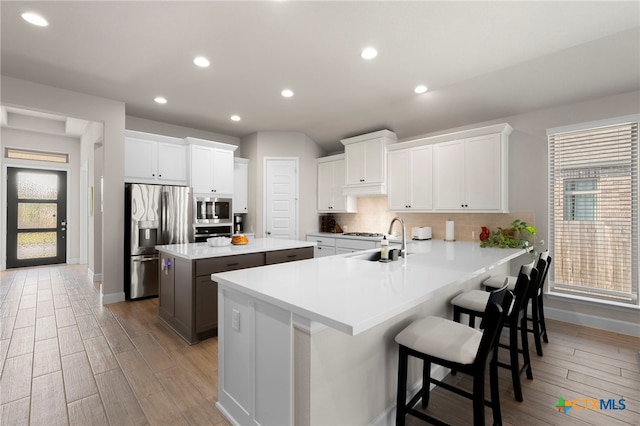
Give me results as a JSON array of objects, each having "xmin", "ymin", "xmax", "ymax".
[
  {"xmin": 546, "ymin": 307, "xmax": 640, "ymax": 337},
  {"xmin": 67, "ymin": 258, "xmax": 80, "ymax": 264},
  {"xmin": 215, "ymin": 401, "xmax": 240, "ymax": 426},
  {"xmin": 87, "ymin": 269, "xmax": 102, "ymax": 282},
  {"xmin": 100, "ymin": 289, "xmax": 125, "ymax": 305},
  {"xmin": 369, "ymin": 364, "xmax": 449, "ymax": 426}
]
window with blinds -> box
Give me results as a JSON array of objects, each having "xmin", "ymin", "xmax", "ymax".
[{"xmin": 548, "ymin": 119, "xmax": 638, "ymax": 305}]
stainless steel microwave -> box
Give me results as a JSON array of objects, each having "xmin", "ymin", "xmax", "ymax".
[{"xmin": 194, "ymin": 197, "xmax": 232, "ymax": 224}]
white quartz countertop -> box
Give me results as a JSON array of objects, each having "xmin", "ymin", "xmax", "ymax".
[
  {"xmin": 156, "ymin": 238, "xmax": 316, "ymax": 260},
  {"xmin": 213, "ymin": 240, "xmax": 526, "ymax": 336}
]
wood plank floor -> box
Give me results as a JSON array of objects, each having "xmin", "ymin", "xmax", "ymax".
[
  {"xmin": 0, "ymin": 265, "xmax": 229, "ymax": 426},
  {"xmin": 1, "ymin": 264, "xmax": 638, "ymax": 425}
]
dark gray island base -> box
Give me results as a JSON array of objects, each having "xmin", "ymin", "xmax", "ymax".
[{"xmin": 156, "ymin": 239, "xmax": 315, "ymax": 344}]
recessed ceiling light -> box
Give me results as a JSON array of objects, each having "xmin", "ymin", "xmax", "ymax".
[
  {"xmin": 414, "ymin": 85, "xmax": 428, "ymax": 94},
  {"xmin": 154, "ymin": 96, "xmax": 167, "ymax": 104},
  {"xmin": 21, "ymin": 12, "xmax": 48, "ymax": 27},
  {"xmin": 193, "ymin": 56, "xmax": 210, "ymax": 68},
  {"xmin": 230, "ymin": 115, "xmax": 241, "ymax": 122},
  {"xmin": 281, "ymin": 89, "xmax": 294, "ymax": 98},
  {"xmin": 360, "ymin": 47, "xmax": 378, "ymax": 60}
]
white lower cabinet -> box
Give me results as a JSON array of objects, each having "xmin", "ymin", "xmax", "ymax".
[
  {"xmin": 306, "ymin": 235, "xmax": 336, "ymax": 257},
  {"xmin": 335, "ymin": 238, "xmax": 378, "ymax": 253},
  {"xmin": 307, "ymin": 235, "xmax": 381, "ymax": 256}
]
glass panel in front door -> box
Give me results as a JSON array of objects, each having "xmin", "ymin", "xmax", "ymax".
[{"xmin": 6, "ymin": 168, "xmax": 67, "ymax": 268}]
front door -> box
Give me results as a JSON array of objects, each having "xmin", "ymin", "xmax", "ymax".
[
  {"xmin": 6, "ymin": 167, "xmax": 68, "ymax": 268},
  {"xmin": 264, "ymin": 158, "xmax": 298, "ymax": 240}
]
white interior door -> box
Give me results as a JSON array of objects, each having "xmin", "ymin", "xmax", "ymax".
[{"xmin": 264, "ymin": 158, "xmax": 298, "ymax": 240}]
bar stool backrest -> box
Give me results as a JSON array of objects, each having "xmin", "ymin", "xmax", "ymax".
[{"xmin": 474, "ymin": 284, "xmax": 516, "ymax": 367}]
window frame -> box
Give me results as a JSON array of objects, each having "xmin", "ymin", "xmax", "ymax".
[{"xmin": 547, "ymin": 114, "xmax": 639, "ymax": 307}]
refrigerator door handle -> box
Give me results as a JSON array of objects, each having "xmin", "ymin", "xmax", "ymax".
[
  {"xmin": 133, "ymin": 256, "xmax": 158, "ymax": 262},
  {"xmin": 160, "ymin": 190, "xmax": 168, "ymax": 245}
]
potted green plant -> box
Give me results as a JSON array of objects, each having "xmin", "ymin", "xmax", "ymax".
[{"xmin": 480, "ymin": 219, "xmax": 543, "ymax": 256}]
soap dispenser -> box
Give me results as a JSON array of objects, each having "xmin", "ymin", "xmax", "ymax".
[{"xmin": 381, "ymin": 235, "xmax": 389, "ymax": 260}]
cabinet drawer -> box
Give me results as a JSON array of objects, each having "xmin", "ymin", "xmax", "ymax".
[
  {"xmin": 306, "ymin": 236, "xmax": 336, "ymax": 247},
  {"xmin": 315, "ymin": 245, "xmax": 336, "ymax": 257},
  {"xmin": 335, "ymin": 238, "xmax": 377, "ymax": 251},
  {"xmin": 196, "ymin": 252, "xmax": 265, "ymax": 276},
  {"xmin": 265, "ymin": 247, "xmax": 314, "ymax": 265}
]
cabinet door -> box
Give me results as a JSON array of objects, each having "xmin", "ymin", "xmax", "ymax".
[
  {"xmin": 345, "ymin": 141, "xmax": 365, "ymax": 185},
  {"xmin": 233, "ymin": 160, "xmax": 248, "ymax": 213},
  {"xmin": 330, "ymin": 159, "xmax": 347, "ymax": 211},
  {"xmin": 125, "ymin": 138, "xmax": 157, "ymax": 181},
  {"xmin": 158, "ymin": 255, "xmax": 175, "ymax": 317},
  {"xmin": 464, "ymin": 134, "xmax": 502, "ymax": 210},
  {"xmin": 387, "ymin": 150, "xmax": 410, "ymax": 210},
  {"xmin": 195, "ymin": 276, "xmax": 218, "ymax": 334},
  {"xmin": 317, "ymin": 161, "xmax": 333, "ymax": 211},
  {"xmin": 409, "ymin": 145, "xmax": 433, "ymax": 210},
  {"xmin": 434, "ymin": 140, "xmax": 465, "ymax": 210},
  {"xmin": 157, "ymin": 142, "xmax": 186, "ymax": 183},
  {"xmin": 363, "ymin": 138, "xmax": 384, "ymax": 184},
  {"xmin": 173, "ymin": 257, "xmax": 194, "ymax": 337},
  {"xmin": 190, "ymin": 145, "xmax": 215, "ymax": 194},
  {"xmin": 212, "ymin": 149, "xmax": 234, "ymax": 195}
]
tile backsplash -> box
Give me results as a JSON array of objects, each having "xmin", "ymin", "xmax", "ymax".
[{"xmin": 328, "ymin": 196, "xmax": 535, "ymax": 241}]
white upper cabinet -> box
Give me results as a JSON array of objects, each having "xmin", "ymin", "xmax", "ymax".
[
  {"xmin": 317, "ymin": 154, "xmax": 356, "ymax": 213},
  {"xmin": 233, "ymin": 158, "xmax": 249, "ymax": 214},
  {"xmin": 433, "ymin": 131, "xmax": 509, "ymax": 212},
  {"xmin": 185, "ymin": 137, "xmax": 238, "ymax": 196},
  {"xmin": 387, "ymin": 145, "xmax": 433, "ymax": 211},
  {"xmin": 341, "ymin": 130, "xmax": 397, "ymax": 195},
  {"xmin": 124, "ymin": 131, "xmax": 186, "ymax": 185}
]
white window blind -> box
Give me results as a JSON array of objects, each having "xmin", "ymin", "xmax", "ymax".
[{"xmin": 548, "ymin": 120, "xmax": 638, "ymax": 304}]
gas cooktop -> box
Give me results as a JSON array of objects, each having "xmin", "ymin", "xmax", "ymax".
[{"xmin": 343, "ymin": 232, "xmax": 384, "ymax": 237}]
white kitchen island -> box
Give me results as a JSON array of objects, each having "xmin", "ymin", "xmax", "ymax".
[{"xmin": 213, "ymin": 240, "xmax": 527, "ymax": 426}]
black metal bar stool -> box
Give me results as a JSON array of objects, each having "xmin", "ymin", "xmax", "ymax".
[{"xmin": 395, "ymin": 284, "xmax": 515, "ymax": 426}]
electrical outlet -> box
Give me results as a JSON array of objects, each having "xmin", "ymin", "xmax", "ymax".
[{"xmin": 232, "ymin": 309, "xmax": 240, "ymax": 332}]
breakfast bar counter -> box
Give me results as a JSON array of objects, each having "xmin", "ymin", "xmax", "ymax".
[{"xmin": 213, "ymin": 240, "xmax": 527, "ymax": 425}]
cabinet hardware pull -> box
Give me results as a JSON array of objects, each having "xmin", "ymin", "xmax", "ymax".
[
  {"xmin": 227, "ymin": 262, "xmax": 239, "ymax": 267},
  {"xmin": 287, "ymin": 255, "xmax": 297, "ymax": 258}
]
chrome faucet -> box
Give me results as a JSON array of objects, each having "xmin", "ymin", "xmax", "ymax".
[{"xmin": 388, "ymin": 217, "xmax": 406, "ymax": 257}]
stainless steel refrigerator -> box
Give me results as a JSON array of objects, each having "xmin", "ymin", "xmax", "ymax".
[{"xmin": 124, "ymin": 183, "xmax": 193, "ymax": 300}]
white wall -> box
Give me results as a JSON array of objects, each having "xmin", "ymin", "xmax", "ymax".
[
  {"xmin": 126, "ymin": 116, "xmax": 241, "ymax": 147},
  {"xmin": 80, "ymin": 122, "xmax": 104, "ymax": 278},
  {"xmin": 240, "ymin": 131, "xmax": 326, "ymax": 239},
  {"xmin": 1, "ymin": 76, "xmax": 126, "ymax": 303},
  {"xmin": 1, "ymin": 127, "xmax": 82, "ymax": 263}
]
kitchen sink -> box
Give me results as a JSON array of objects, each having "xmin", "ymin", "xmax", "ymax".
[
  {"xmin": 348, "ymin": 249, "xmax": 409, "ymax": 262},
  {"xmin": 351, "ymin": 250, "xmax": 382, "ymax": 261}
]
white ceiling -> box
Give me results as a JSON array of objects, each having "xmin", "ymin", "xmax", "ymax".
[{"xmin": 1, "ymin": 1, "xmax": 639, "ymax": 152}]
